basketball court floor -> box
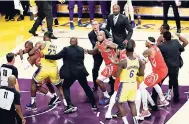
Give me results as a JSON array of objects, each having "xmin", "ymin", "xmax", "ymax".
[{"xmin": 0, "ymin": 16, "xmax": 189, "ymax": 124}]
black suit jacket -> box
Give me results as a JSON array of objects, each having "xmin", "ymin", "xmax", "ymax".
[
  {"xmin": 45, "ymin": 45, "xmax": 89, "ymax": 79},
  {"xmin": 106, "ymin": 14, "xmax": 133, "ymax": 49},
  {"xmin": 88, "ymin": 28, "xmax": 112, "ymax": 48}
]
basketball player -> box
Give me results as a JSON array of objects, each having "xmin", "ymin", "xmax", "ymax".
[
  {"xmin": 0, "ymin": 53, "xmax": 19, "ymax": 91},
  {"xmin": 114, "ymin": 40, "xmax": 145, "ymax": 124},
  {"xmin": 0, "ymin": 75, "xmax": 26, "ymax": 124},
  {"xmin": 157, "ymin": 24, "xmax": 170, "ymax": 45},
  {"xmin": 139, "ymin": 37, "xmax": 169, "ymax": 118},
  {"xmin": 25, "ymin": 33, "xmax": 66, "ymax": 110},
  {"xmin": 87, "ymin": 31, "xmax": 119, "ymax": 105}
]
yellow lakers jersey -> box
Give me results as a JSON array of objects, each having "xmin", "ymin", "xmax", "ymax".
[
  {"xmin": 40, "ymin": 41, "xmax": 57, "ymax": 67},
  {"xmin": 120, "ymin": 58, "xmax": 140, "ymax": 83}
]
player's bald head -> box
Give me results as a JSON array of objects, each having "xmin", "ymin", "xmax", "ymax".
[{"xmin": 8, "ymin": 75, "xmax": 17, "ymax": 87}]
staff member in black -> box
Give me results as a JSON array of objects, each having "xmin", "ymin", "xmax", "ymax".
[
  {"xmin": 29, "ymin": 1, "xmax": 57, "ymax": 39},
  {"xmin": 163, "ymin": 1, "xmax": 181, "ymax": 33},
  {"xmin": 88, "ymin": 20, "xmax": 114, "ymax": 94},
  {"xmin": 106, "ymin": 4, "xmax": 133, "ymax": 49},
  {"xmin": 0, "ymin": 75, "xmax": 26, "ymax": 124},
  {"xmin": 42, "ymin": 37, "xmax": 97, "ymax": 114},
  {"xmin": 157, "ymin": 31, "xmax": 188, "ymax": 103}
]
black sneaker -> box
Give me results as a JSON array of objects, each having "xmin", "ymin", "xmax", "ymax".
[
  {"xmin": 92, "ymin": 105, "xmax": 98, "ymax": 111},
  {"xmin": 54, "ymin": 19, "xmax": 59, "ymax": 27},
  {"xmin": 64, "ymin": 105, "xmax": 77, "ymax": 114},
  {"xmin": 5, "ymin": 15, "xmax": 9, "ymax": 21},
  {"xmin": 149, "ymin": 104, "xmax": 159, "ymax": 111},
  {"xmin": 177, "ymin": 29, "xmax": 181, "ymax": 33},
  {"xmin": 25, "ymin": 102, "xmax": 37, "ymax": 111},
  {"xmin": 17, "ymin": 15, "xmax": 24, "ymax": 21},
  {"xmin": 112, "ymin": 111, "xmax": 121, "ymax": 118},
  {"xmin": 50, "ymin": 34, "xmax": 57, "ymax": 39},
  {"xmin": 48, "ymin": 96, "xmax": 60, "ymax": 106}
]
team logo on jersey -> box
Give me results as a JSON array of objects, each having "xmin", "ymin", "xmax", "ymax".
[{"xmin": 145, "ymin": 73, "xmax": 158, "ymax": 87}]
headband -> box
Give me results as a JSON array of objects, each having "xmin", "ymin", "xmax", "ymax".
[{"xmin": 146, "ymin": 39, "xmax": 155, "ymax": 44}]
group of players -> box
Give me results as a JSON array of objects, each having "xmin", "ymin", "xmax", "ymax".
[{"xmin": 8, "ymin": 25, "xmax": 170, "ymax": 124}]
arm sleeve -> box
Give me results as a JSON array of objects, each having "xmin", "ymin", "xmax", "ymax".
[
  {"xmin": 13, "ymin": 67, "xmax": 18, "ymax": 79},
  {"xmin": 45, "ymin": 47, "xmax": 66, "ymax": 60}
]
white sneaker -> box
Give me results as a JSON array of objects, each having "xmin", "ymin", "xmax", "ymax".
[
  {"xmin": 105, "ymin": 112, "xmax": 112, "ymax": 120},
  {"xmin": 140, "ymin": 110, "xmax": 151, "ymax": 118},
  {"xmin": 135, "ymin": 115, "xmax": 144, "ymax": 121},
  {"xmin": 158, "ymin": 100, "xmax": 169, "ymax": 107},
  {"xmin": 86, "ymin": 23, "xmax": 92, "ymax": 29},
  {"xmin": 166, "ymin": 94, "xmax": 171, "ymax": 101}
]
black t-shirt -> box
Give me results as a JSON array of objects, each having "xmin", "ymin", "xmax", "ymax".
[
  {"xmin": 158, "ymin": 39, "xmax": 184, "ymax": 67},
  {"xmin": 0, "ymin": 64, "xmax": 18, "ymax": 86},
  {"xmin": 0, "ymin": 86, "xmax": 20, "ymax": 124}
]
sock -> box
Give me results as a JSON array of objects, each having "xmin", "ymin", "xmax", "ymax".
[
  {"xmin": 46, "ymin": 91, "xmax": 54, "ymax": 98},
  {"xmin": 122, "ymin": 116, "xmax": 129, "ymax": 124},
  {"xmin": 135, "ymin": 89, "xmax": 141, "ymax": 116},
  {"xmin": 70, "ymin": 20, "xmax": 73, "ymax": 23},
  {"xmin": 31, "ymin": 97, "xmax": 36, "ymax": 104},
  {"xmin": 20, "ymin": 10, "xmax": 23, "ymax": 15},
  {"xmin": 133, "ymin": 116, "xmax": 139, "ymax": 124},
  {"xmin": 140, "ymin": 87, "xmax": 148, "ymax": 111},
  {"xmin": 106, "ymin": 91, "xmax": 117, "ymax": 115},
  {"xmin": 63, "ymin": 99, "xmax": 67, "ymax": 106},
  {"xmin": 145, "ymin": 89, "xmax": 155, "ymax": 106},
  {"xmin": 127, "ymin": 0, "xmax": 134, "ymax": 21},
  {"xmin": 153, "ymin": 84, "xmax": 165, "ymax": 101},
  {"xmin": 103, "ymin": 91, "xmax": 110, "ymax": 98}
]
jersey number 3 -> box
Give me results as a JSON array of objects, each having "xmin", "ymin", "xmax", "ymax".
[
  {"xmin": 129, "ymin": 70, "xmax": 134, "ymax": 78},
  {"xmin": 48, "ymin": 49, "xmax": 56, "ymax": 55},
  {"xmin": 3, "ymin": 69, "xmax": 7, "ymax": 76}
]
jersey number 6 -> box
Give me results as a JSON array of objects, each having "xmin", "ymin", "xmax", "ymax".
[{"xmin": 129, "ymin": 70, "xmax": 134, "ymax": 78}]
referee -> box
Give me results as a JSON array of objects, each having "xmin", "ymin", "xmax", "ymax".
[
  {"xmin": 0, "ymin": 75, "xmax": 26, "ymax": 124},
  {"xmin": 163, "ymin": 1, "xmax": 181, "ymax": 33},
  {"xmin": 29, "ymin": 1, "xmax": 57, "ymax": 39}
]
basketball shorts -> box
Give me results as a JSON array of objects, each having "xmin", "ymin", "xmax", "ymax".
[
  {"xmin": 116, "ymin": 82, "xmax": 137, "ymax": 103},
  {"xmin": 144, "ymin": 70, "xmax": 167, "ymax": 87},
  {"xmin": 33, "ymin": 66, "xmax": 61, "ymax": 86},
  {"xmin": 97, "ymin": 64, "xmax": 118, "ymax": 82}
]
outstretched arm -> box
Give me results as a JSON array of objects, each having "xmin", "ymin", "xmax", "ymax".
[
  {"xmin": 28, "ymin": 42, "xmax": 42, "ymax": 56},
  {"xmin": 86, "ymin": 46, "xmax": 98, "ymax": 55},
  {"xmin": 44, "ymin": 47, "xmax": 66, "ymax": 60}
]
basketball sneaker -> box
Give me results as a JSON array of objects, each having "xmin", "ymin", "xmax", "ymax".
[
  {"xmin": 158, "ymin": 100, "xmax": 169, "ymax": 107},
  {"xmin": 140, "ymin": 110, "xmax": 151, "ymax": 118},
  {"xmin": 48, "ymin": 96, "xmax": 61, "ymax": 106},
  {"xmin": 64, "ymin": 105, "xmax": 77, "ymax": 114},
  {"xmin": 105, "ymin": 112, "xmax": 112, "ymax": 120},
  {"xmin": 25, "ymin": 102, "xmax": 37, "ymax": 111},
  {"xmin": 92, "ymin": 105, "xmax": 98, "ymax": 111},
  {"xmin": 99, "ymin": 97, "xmax": 109, "ymax": 105},
  {"xmin": 78, "ymin": 20, "xmax": 83, "ymax": 27},
  {"xmin": 112, "ymin": 111, "xmax": 121, "ymax": 118}
]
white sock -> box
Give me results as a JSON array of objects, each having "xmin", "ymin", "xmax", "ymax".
[
  {"xmin": 146, "ymin": 89, "xmax": 155, "ymax": 106},
  {"xmin": 103, "ymin": 91, "xmax": 110, "ymax": 98},
  {"xmin": 63, "ymin": 99, "xmax": 67, "ymax": 106},
  {"xmin": 135, "ymin": 89, "xmax": 141, "ymax": 116},
  {"xmin": 46, "ymin": 91, "xmax": 54, "ymax": 98},
  {"xmin": 31, "ymin": 97, "xmax": 36, "ymax": 104},
  {"xmin": 20, "ymin": 10, "xmax": 23, "ymax": 15},
  {"xmin": 70, "ymin": 20, "xmax": 73, "ymax": 23},
  {"xmin": 127, "ymin": 0, "xmax": 134, "ymax": 21},
  {"xmin": 106, "ymin": 91, "xmax": 117, "ymax": 115},
  {"xmin": 122, "ymin": 116, "xmax": 129, "ymax": 124},
  {"xmin": 140, "ymin": 87, "xmax": 148, "ymax": 111},
  {"xmin": 153, "ymin": 84, "xmax": 165, "ymax": 101}
]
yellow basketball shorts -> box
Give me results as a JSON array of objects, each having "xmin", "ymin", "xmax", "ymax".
[
  {"xmin": 33, "ymin": 66, "xmax": 61, "ymax": 86},
  {"xmin": 116, "ymin": 82, "xmax": 137, "ymax": 103}
]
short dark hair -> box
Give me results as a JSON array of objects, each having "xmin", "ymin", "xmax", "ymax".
[
  {"xmin": 148, "ymin": 37, "xmax": 156, "ymax": 44},
  {"xmin": 162, "ymin": 24, "xmax": 170, "ymax": 31},
  {"xmin": 70, "ymin": 37, "xmax": 78, "ymax": 42},
  {"xmin": 6, "ymin": 53, "xmax": 14, "ymax": 62},
  {"xmin": 126, "ymin": 39, "xmax": 135, "ymax": 52},
  {"xmin": 163, "ymin": 31, "xmax": 171, "ymax": 41},
  {"xmin": 25, "ymin": 41, "xmax": 33, "ymax": 46}
]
